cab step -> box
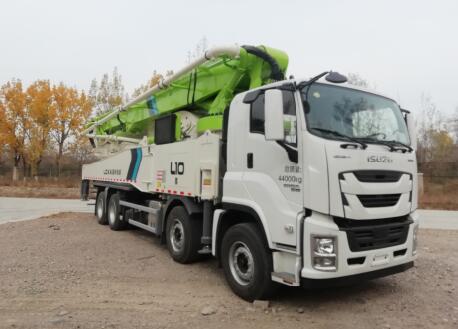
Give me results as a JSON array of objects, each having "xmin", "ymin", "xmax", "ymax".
[{"xmin": 271, "ymin": 272, "xmax": 300, "ymax": 286}]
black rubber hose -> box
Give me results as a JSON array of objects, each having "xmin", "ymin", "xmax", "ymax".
[{"xmin": 241, "ymin": 45, "xmax": 284, "ymax": 81}]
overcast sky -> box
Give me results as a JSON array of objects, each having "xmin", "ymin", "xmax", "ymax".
[{"xmin": 1, "ymin": 0, "xmax": 457, "ymax": 116}]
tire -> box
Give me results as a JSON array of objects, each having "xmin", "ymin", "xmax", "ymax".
[
  {"xmin": 95, "ymin": 190, "xmax": 108, "ymax": 225},
  {"xmin": 221, "ymin": 222, "xmax": 277, "ymax": 301},
  {"xmin": 108, "ymin": 193, "xmax": 127, "ymax": 231},
  {"xmin": 165, "ymin": 206, "xmax": 202, "ymax": 264}
]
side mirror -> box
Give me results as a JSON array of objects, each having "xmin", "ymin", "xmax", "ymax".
[
  {"xmin": 264, "ymin": 89, "xmax": 284, "ymax": 141},
  {"xmin": 405, "ymin": 112, "xmax": 417, "ymax": 150}
]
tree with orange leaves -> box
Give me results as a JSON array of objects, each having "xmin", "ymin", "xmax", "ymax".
[
  {"xmin": 25, "ymin": 80, "xmax": 55, "ymax": 177},
  {"xmin": 0, "ymin": 100, "xmax": 6, "ymax": 167},
  {"xmin": 0, "ymin": 79, "xmax": 28, "ymax": 180},
  {"xmin": 51, "ymin": 83, "xmax": 92, "ymax": 176}
]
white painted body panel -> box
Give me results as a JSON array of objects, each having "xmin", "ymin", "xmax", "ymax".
[
  {"xmin": 324, "ymin": 140, "xmax": 418, "ymax": 219},
  {"xmin": 82, "ymin": 147, "xmax": 138, "ymax": 185},
  {"xmin": 83, "ymin": 132, "xmax": 220, "ymax": 199},
  {"xmin": 223, "ymin": 94, "xmax": 303, "ymax": 248}
]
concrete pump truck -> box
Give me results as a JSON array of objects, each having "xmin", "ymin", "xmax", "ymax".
[{"xmin": 81, "ymin": 44, "xmax": 419, "ymax": 301}]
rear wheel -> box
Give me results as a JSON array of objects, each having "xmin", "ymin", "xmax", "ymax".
[
  {"xmin": 108, "ymin": 194, "xmax": 127, "ymax": 231},
  {"xmin": 221, "ymin": 222, "xmax": 277, "ymax": 301},
  {"xmin": 165, "ymin": 206, "xmax": 201, "ymax": 264},
  {"xmin": 95, "ymin": 191, "xmax": 108, "ymax": 225}
]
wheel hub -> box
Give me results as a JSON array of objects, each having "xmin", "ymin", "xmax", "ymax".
[
  {"xmin": 108, "ymin": 203, "xmax": 115, "ymax": 224},
  {"xmin": 229, "ymin": 242, "xmax": 254, "ymax": 286},
  {"xmin": 97, "ymin": 197, "xmax": 103, "ymax": 218},
  {"xmin": 170, "ymin": 219, "xmax": 184, "ymax": 253}
]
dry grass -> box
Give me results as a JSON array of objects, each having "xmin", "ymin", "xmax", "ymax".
[
  {"xmin": 0, "ymin": 175, "xmax": 80, "ymax": 188},
  {"xmin": 419, "ymin": 177, "xmax": 458, "ymax": 210},
  {"xmin": 0, "ymin": 176, "xmax": 80, "ymax": 199}
]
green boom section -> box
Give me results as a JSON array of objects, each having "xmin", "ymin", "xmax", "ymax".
[{"xmin": 88, "ymin": 46, "xmax": 288, "ymax": 140}]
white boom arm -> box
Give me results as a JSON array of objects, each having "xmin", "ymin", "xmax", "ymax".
[{"xmin": 86, "ymin": 134, "xmax": 142, "ymax": 144}]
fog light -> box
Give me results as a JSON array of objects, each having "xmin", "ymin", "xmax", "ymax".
[
  {"xmin": 314, "ymin": 256, "xmax": 336, "ymax": 268},
  {"xmin": 312, "ymin": 236, "xmax": 337, "ymax": 271},
  {"xmin": 412, "ymin": 224, "xmax": 419, "ymax": 255}
]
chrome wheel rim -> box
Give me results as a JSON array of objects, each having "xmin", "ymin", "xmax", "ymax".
[
  {"xmin": 229, "ymin": 241, "xmax": 254, "ymax": 286},
  {"xmin": 170, "ymin": 219, "xmax": 184, "ymax": 253},
  {"xmin": 97, "ymin": 196, "xmax": 104, "ymax": 219},
  {"xmin": 108, "ymin": 202, "xmax": 116, "ymax": 225}
]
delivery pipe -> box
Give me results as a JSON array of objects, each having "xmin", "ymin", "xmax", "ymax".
[{"xmin": 86, "ymin": 134, "xmax": 142, "ymax": 144}]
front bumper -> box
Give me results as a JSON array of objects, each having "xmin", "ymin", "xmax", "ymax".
[
  {"xmin": 301, "ymin": 211, "xmax": 418, "ymax": 280},
  {"xmin": 301, "ymin": 261, "xmax": 413, "ymax": 288}
]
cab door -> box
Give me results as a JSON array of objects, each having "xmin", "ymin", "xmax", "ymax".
[{"xmin": 241, "ymin": 89, "xmax": 304, "ymax": 247}]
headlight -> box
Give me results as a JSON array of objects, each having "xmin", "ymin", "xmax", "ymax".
[
  {"xmin": 412, "ymin": 224, "xmax": 419, "ymax": 255},
  {"xmin": 312, "ymin": 236, "xmax": 337, "ymax": 271},
  {"xmin": 314, "ymin": 237, "xmax": 335, "ymax": 255}
]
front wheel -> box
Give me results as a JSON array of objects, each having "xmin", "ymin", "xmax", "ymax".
[{"xmin": 221, "ymin": 223, "xmax": 277, "ymax": 301}]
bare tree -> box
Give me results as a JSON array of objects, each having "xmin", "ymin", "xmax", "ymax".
[
  {"xmin": 347, "ymin": 73, "xmax": 369, "ymax": 88},
  {"xmin": 416, "ymin": 93, "xmax": 454, "ymax": 165},
  {"xmin": 89, "ymin": 67, "xmax": 126, "ymax": 116},
  {"xmin": 186, "ymin": 37, "xmax": 208, "ymax": 63},
  {"xmin": 450, "ymin": 106, "xmax": 458, "ymax": 143},
  {"xmin": 69, "ymin": 137, "xmax": 96, "ymax": 166}
]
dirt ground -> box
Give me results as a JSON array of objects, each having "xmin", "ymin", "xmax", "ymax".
[{"xmin": 0, "ymin": 213, "xmax": 457, "ymax": 329}]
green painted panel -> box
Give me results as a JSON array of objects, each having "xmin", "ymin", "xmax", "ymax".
[{"xmin": 197, "ymin": 115, "xmax": 223, "ymax": 133}]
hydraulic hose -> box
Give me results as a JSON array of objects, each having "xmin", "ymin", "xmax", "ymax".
[{"xmin": 241, "ymin": 45, "xmax": 284, "ymax": 81}]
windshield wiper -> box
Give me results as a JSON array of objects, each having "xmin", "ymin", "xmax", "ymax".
[
  {"xmin": 356, "ymin": 137, "xmax": 413, "ymax": 153},
  {"xmin": 310, "ymin": 127, "xmax": 367, "ymax": 149},
  {"xmin": 384, "ymin": 140, "xmax": 413, "ymax": 152}
]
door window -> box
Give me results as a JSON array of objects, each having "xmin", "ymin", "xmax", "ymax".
[
  {"xmin": 249, "ymin": 90, "xmax": 297, "ymax": 146},
  {"xmin": 282, "ymin": 91, "xmax": 297, "ymax": 146},
  {"xmin": 250, "ymin": 94, "xmax": 265, "ymax": 134}
]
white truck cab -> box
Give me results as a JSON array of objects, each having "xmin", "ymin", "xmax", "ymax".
[{"xmin": 219, "ymin": 77, "xmax": 417, "ymax": 294}]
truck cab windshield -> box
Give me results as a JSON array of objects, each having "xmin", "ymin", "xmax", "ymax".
[{"xmin": 302, "ymin": 83, "xmax": 410, "ymax": 146}]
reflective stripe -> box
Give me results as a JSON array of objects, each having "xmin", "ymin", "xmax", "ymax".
[{"xmin": 131, "ymin": 148, "xmax": 142, "ymax": 180}]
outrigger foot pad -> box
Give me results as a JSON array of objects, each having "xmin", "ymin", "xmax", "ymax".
[{"xmin": 198, "ymin": 245, "xmax": 212, "ymax": 254}]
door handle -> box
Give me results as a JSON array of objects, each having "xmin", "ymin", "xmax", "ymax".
[{"xmin": 247, "ymin": 153, "xmax": 253, "ymax": 169}]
